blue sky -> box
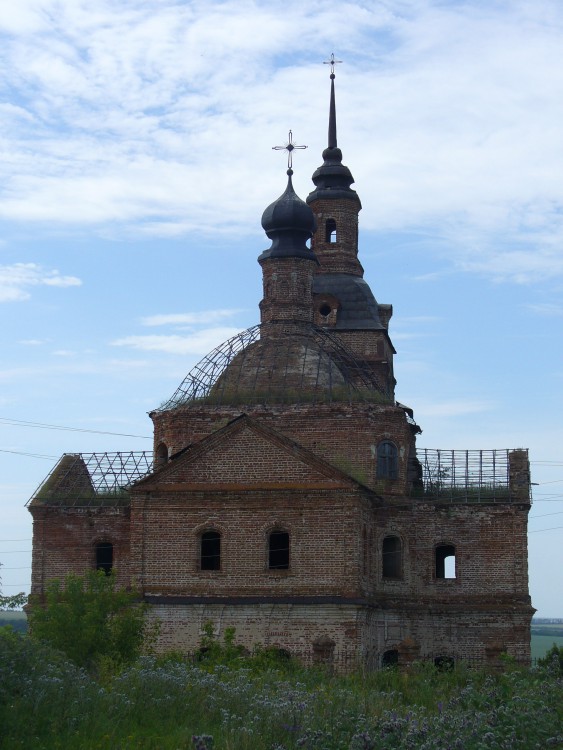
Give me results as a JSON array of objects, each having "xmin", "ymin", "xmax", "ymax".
[{"xmin": 1, "ymin": 0, "xmax": 562, "ymax": 617}]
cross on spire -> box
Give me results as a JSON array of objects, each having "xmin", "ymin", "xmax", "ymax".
[
  {"xmin": 272, "ymin": 130, "xmax": 307, "ymax": 173},
  {"xmin": 323, "ymin": 52, "xmax": 342, "ymax": 79}
]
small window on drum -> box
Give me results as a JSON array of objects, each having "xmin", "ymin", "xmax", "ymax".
[
  {"xmin": 325, "ymin": 219, "xmax": 337, "ymax": 243},
  {"xmin": 96, "ymin": 542, "xmax": 113, "ymax": 575},
  {"xmin": 268, "ymin": 530, "xmax": 290, "ymax": 570},
  {"xmin": 377, "ymin": 441, "xmax": 398, "ymax": 479},
  {"xmin": 200, "ymin": 531, "xmax": 221, "ymax": 571}
]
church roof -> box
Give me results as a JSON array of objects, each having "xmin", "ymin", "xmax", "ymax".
[
  {"xmin": 313, "ymin": 274, "xmax": 387, "ymax": 330},
  {"xmin": 259, "ymin": 169, "xmax": 317, "ymax": 262},
  {"xmin": 155, "ymin": 321, "xmax": 389, "ymax": 411}
]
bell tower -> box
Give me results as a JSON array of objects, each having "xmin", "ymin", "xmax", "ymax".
[
  {"xmin": 307, "ymin": 56, "xmax": 396, "ymax": 399},
  {"xmin": 307, "ymin": 55, "xmax": 363, "ymax": 278}
]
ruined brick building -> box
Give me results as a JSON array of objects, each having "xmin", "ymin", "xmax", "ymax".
[{"xmin": 28, "ymin": 66, "xmax": 534, "ymax": 671}]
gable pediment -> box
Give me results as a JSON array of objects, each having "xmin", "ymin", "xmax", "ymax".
[{"xmin": 136, "ymin": 415, "xmax": 362, "ymax": 492}]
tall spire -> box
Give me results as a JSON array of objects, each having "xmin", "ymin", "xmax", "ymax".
[
  {"xmin": 324, "ymin": 53, "xmax": 341, "ymax": 149},
  {"xmin": 307, "ymin": 54, "xmax": 359, "ymax": 205}
]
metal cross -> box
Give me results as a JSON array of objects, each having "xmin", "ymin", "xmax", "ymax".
[
  {"xmin": 272, "ymin": 130, "xmax": 307, "ymax": 170},
  {"xmin": 323, "ymin": 53, "xmax": 342, "ymax": 78}
]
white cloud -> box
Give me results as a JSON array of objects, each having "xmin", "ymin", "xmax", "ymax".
[
  {"xmin": 141, "ymin": 309, "xmax": 243, "ymax": 327},
  {"xmin": 0, "ymin": 1, "xmax": 563, "ymax": 281},
  {"xmin": 526, "ymin": 302, "xmax": 563, "ymax": 316},
  {"xmin": 111, "ymin": 327, "xmax": 242, "ymax": 355},
  {"xmin": 0, "ymin": 263, "xmax": 82, "ymax": 302}
]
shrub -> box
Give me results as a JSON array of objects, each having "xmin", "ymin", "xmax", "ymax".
[
  {"xmin": 28, "ymin": 570, "xmax": 158, "ymax": 674},
  {"xmin": 538, "ymin": 643, "xmax": 563, "ymax": 674}
]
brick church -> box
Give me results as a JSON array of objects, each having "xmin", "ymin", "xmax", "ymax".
[{"xmin": 28, "ymin": 64, "xmax": 534, "ymax": 671}]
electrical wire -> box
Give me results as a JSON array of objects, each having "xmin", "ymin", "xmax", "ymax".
[
  {"xmin": 0, "ymin": 417, "xmax": 151, "ymax": 439},
  {"xmin": 0, "ymin": 448, "xmax": 59, "ymax": 460}
]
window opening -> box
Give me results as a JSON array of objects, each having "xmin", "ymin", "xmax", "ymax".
[
  {"xmin": 377, "ymin": 442, "xmax": 398, "ymax": 479},
  {"xmin": 269, "ymin": 530, "xmax": 289, "ymax": 570},
  {"xmin": 435, "ymin": 544, "xmax": 456, "ymax": 579},
  {"xmin": 96, "ymin": 542, "xmax": 113, "ymax": 575},
  {"xmin": 319, "ymin": 303, "xmax": 332, "ymax": 317},
  {"xmin": 155, "ymin": 442, "xmax": 168, "ymax": 467},
  {"xmin": 382, "ymin": 649, "xmax": 399, "ymax": 668},
  {"xmin": 382, "ymin": 535, "xmax": 402, "ymax": 578},
  {"xmin": 325, "ymin": 219, "xmax": 337, "ymax": 243},
  {"xmin": 201, "ymin": 531, "xmax": 221, "ymax": 571}
]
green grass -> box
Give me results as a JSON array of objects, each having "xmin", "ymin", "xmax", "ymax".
[{"xmin": 1, "ymin": 629, "xmax": 562, "ymax": 750}]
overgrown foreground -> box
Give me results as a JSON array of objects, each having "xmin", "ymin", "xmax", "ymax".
[{"xmin": 1, "ymin": 630, "xmax": 562, "ymax": 750}]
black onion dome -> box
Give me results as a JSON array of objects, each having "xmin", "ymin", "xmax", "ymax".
[{"xmin": 259, "ymin": 170, "xmax": 317, "ymax": 261}]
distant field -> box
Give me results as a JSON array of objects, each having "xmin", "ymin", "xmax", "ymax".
[
  {"xmin": 531, "ymin": 623, "xmax": 563, "ymax": 660},
  {"xmin": 531, "ymin": 634, "xmax": 563, "ymax": 661},
  {"xmin": 0, "ymin": 611, "xmax": 27, "ymax": 634}
]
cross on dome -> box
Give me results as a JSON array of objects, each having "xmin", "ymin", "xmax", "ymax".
[
  {"xmin": 323, "ymin": 52, "xmax": 342, "ymax": 79},
  {"xmin": 272, "ymin": 130, "xmax": 307, "ymax": 173}
]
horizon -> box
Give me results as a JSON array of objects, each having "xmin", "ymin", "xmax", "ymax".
[{"xmin": 1, "ymin": 0, "xmax": 562, "ymax": 618}]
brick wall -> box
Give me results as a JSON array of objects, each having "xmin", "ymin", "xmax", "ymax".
[{"xmin": 28, "ymin": 505, "xmax": 131, "ymax": 594}]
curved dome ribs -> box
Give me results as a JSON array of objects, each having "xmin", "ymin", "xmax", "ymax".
[
  {"xmin": 159, "ymin": 326, "xmax": 261, "ymax": 410},
  {"xmin": 157, "ymin": 323, "xmax": 388, "ymax": 412}
]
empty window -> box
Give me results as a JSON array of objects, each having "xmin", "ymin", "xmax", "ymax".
[
  {"xmin": 382, "ymin": 649, "xmax": 399, "ymax": 668},
  {"xmin": 435, "ymin": 544, "xmax": 456, "ymax": 579},
  {"xmin": 155, "ymin": 442, "xmax": 168, "ymax": 467},
  {"xmin": 200, "ymin": 531, "xmax": 221, "ymax": 571},
  {"xmin": 377, "ymin": 442, "xmax": 398, "ymax": 479},
  {"xmin": 269, "ymin": 530, "xmax": 290, "ymax": 570},
  {"xmin": 96, "ymin": 542, "xmax": 113, "ymax": 575},
  {"xmin": 382, "ymin": 535, "xmax": 402, "ymax": 579},
  {"xmin": 325, "ymin": 219, "xmax": 337, "ymax": 243}
]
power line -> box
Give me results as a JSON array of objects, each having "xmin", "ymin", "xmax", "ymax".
[
  {"xmin": 529, "ymin": 526, "xmax": 563, "ymax": 534},
  {"xmin": 0, "ymin": 417, "xmax": 151, "ymax": 439},
  {"xmin": 0, "ymin": 448, "xmax": 59, "ymax": 460}
]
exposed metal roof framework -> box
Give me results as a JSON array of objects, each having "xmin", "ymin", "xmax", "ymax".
[
  {"xmin": 415, "ymin": 448, "xmax": 529, "ymax": 502},
  {"xmin": 28, "ymin": 452, "xmax": 153, "ymax": 507},
  {"xmin": 156, "ymin": 322, "xmax": 388, "ymax": 411},
  {"xmin": 29, "ymin": 448, "xmax": 528, "ymax": 507}
]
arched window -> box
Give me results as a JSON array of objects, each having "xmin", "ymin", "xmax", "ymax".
[
  {"xmin": 382, "ymin": 649, "xmax": 399, "ymax": 668},
  {"xmin": 200, "ymin": 531, "xmax": 221, "ymax": 571},
  {"xmin": 268, "ymin": 530, "xmax": 290, "ymax": 570},
  {"xmin": 377, "ymin": 442, "xmax": 398, "ymax": 479},
  {"xmin": 325, "ymin": 219, "xmax": 337, "ymax": 243},
  {"xmin": 96, "ymin": 542, "xmax": 113, "ymax": 575},
  {"xmin": 435, "ymin": 544, "xmax": 456, "ymax": 579},
  {"xmin": 155, "ymin": 442, "xmax": 168, "ymax": 468},
  {"xmin": 382, "ymin": 535, "xmax": 402, "ymax": 579}
]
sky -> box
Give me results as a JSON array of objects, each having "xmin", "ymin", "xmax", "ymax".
[{"xmin": 1, "ymin": 0, "xmax": 562, "ymax": 618}]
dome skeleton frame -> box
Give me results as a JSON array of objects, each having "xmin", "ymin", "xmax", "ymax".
[{"xmin": 157, "ymin": 322, "xmax": 389, "ymax": 411}]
